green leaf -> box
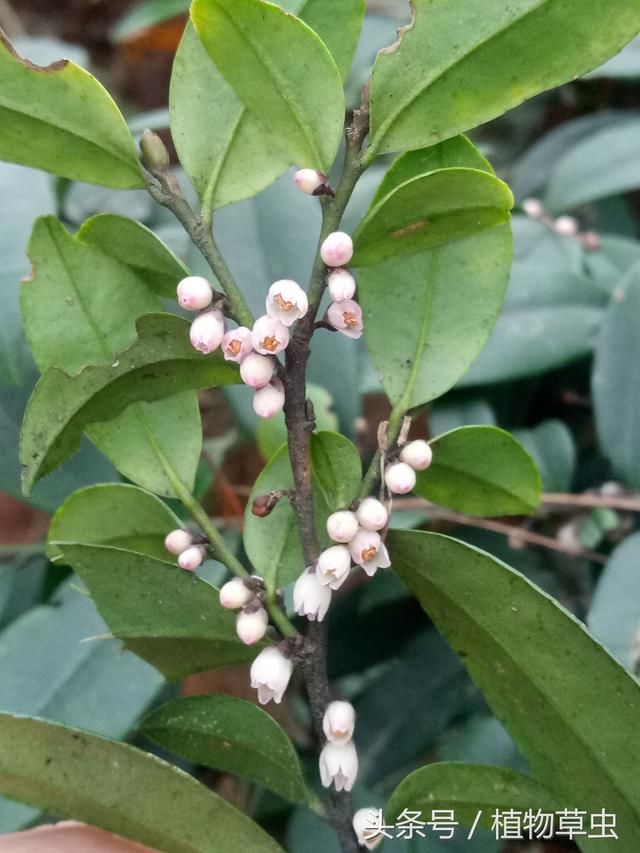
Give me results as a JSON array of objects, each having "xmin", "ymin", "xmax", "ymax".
[
  {"xmin": 389, "ymin": 529, "xmax": 640, "ymax": 850},
  {"xmin": 0, "ymin": 714, "xmax": 284, "ymax": 852},
  {"xmin": 353, "ymin": 167, "xmax": 513, "ymax": 267},
  {"xmin": 310, "ymin": 431, "xmax": 362, "ymax": 511},
  {"xmin": 257, "ymin": 383, "xmax": 338, "ymax": 460},
  {"xmin": 0, "ymin": 34, "xmax": 143, "ymax": 187},
  {"xmin": 366, "ymin": 0, "xmax": 640, "ymax": 158},
  {"xmin": 514, "ymin": 420, "xmax": 575, "ymax": 492},
  {"xmin": 20, "ymin": 314, "xmax": 239, "ymax": 496},
  {"xmin": 416, "ymin": 426, "xmax": 541, "ymax": 517},
  {"xmin": 593, "ymin": 271, "xmax": 640, "ymax": 489},
  {"xmin": 190, "ymin": 0, "xmax": 345, "ymax": 173},
  {"xmin": 113, "ymin": 0, "xmax": 189, "ymax": 40},
  {"xmin": 76, "ymin": 214, "xmax": 189, "ymax": 299},
  {"xmin": 141, "ymin": 695, "xmax": 311, "ymax": 804},
  {"xmin": 54, "ymin": 543, "xmax": 256, "ymax": 679},
  {"xmin": 387, "ymin": 762, "xmax": 558, "ymax": 825},
  {"xmin": 47, "ymin": 483, "xmax": 182, "ymax": 564}
]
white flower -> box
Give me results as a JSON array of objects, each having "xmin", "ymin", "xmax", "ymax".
[
  {"xmin": 293, "ymin": 569, "xmax": 332, "ymax": 621},
  {"xmin": 189, "ymin": 309, "xmax": 225, "ymax": 354},
  {"xmin": 240, "ymin": 352, "xmax": 276, "ymax": 388},
  {"xmin": 554, "ymin": 215, "xmax": 578, "ymax": 236},
  {"xmin": 384, "ymin": 461, "xmax": 416, "ymax": 495},
  {"xmin": 219, "ymin": 577, "xmax": 255, "ymax": 610},
  {"xmin": 316, "ymin": 545, "xmax": 352, "ymax": 590},
  {"xmin": 251, "ymin": 315, "xmax": 290, "ymax": 355},
  {"xmin": 319, "ymin": 740, "xmax": 358, "ymax": 792},
  {"xmin": 294, "ymin": 168, "xmax": 327, "ymax": 195},
  {"xmin": 349, "ymin": 529, "xmax": 391, "ymax": 577},
  {"xmin": 221, "ymin": 327, "xmax": 253, "ymax": 363},
  {"xmin": 327, "ymin": 299, "xmax": 363, "ymax": 340},
  {"xmin": 353, "ymin": 808, "xmax": 385, "ymax": 849},
  {"xmin": 164, "ymin": 528, "xmax": 193, "ymax": 555},
  {"xmin": 250, "ymin": 646, "xmax": 293, "ymax": 705},
  {"xmin": 521, "ymin": 198, "xmax": 544, "ymax": 220},
  {"xmin": 253, "ymin": 379, "xmax": 285, "ymax": 418},
  {"xmin": 322, "ymin": 700, "xmax": 355, "ymax": 744},
  {"xmin": 320, "ymin": 231, "xmax": 354, "ymax": 268},
  {"xmin": 326, "ymin": 510, "xmax": 359, "ymax": 544},
  {"xmin": 356, "ymin": 498, "xmax": 388, "ymax": 532},
  {"xmin": 236, "ymin": 605, "xmax": 269, "ymax": 645},
  {"xmin": 177, "ymin": 276, "xmax": 213, "ymax": 311},
  {"xmin": 399, "ymin": 439, "xmax": 433, "ymax": 471},
  {"xmin": 266, "ymin": 280, "xmax": 308, "ymax": 327},
  {"xmin": 178, "ymin": 545, "xmax": 206, "ymax": 571},
  {"xmin": 327, "ymin": 268, "xmax": 356, "ymax": 302}
]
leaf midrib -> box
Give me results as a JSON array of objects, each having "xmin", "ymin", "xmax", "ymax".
[{"xmin": 427, "ymin": 459, "xmax": 533, "ymax": 510}]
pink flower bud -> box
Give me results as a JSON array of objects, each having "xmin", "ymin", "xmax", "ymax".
[
  {"xmin": 326, "ymin": 510, "xmax": 359, "ymax": 544},
  {"xmin": 251, "ymin": 315, "xmax": 290, "ymax": 355},
  {"xmin": 293, "ymin": 569, "xmax": 332, "ymax": 621},
  {"xmin": 323, "ymin": 700, "xmax": 355, "ymax": 744},
  {"xmin": 177, "ymin": 276, "xmax": 213, "ymax": 311},
  {"xmin": 327, "ymin": 268, "xmax": 356, "ymax": 302},
  {"xmin": 240, "ymin": 352, "xmax": 276, "ymax": 388},
  {"xmin": 178, "ymin": 545, "xmax": 206, "ymax": 571},
  {"xmin": 294, "ymin": 168, "xmax": 327, "ymax": 195},
  {"xmin": 221, "ymin": 327, "xmax": 253, "ymax": 363},
  {"xmin": 190, "ymin": 309, "xmax": 225, "ymax": 354},
  {"xmin": 399, "ymin": 439, "xmax": 433, "ymax": 471},
  {"xmin": 554, "ymin": 215, "xmax": 578, "ymax": 236},
  {"xmin": 316, "ymin": 545, "xmax": 352, "ymax": 590},
  {"xmin": 250, "ymin": 646, "xmax": 293, "ymax": 704},
  {"xmin": 319, "ymin": 740, "xmax": 358, "ymax": 792},
  {"xmin": 349, "ymin": 529, "xmax": 391, "ymax": 576},
  {"xmin": 521, "ymin": 198, "xmax": 544, "ymax": 219},
  {"xmin": 219, "ymin": 577, "xmax": 255, "ymax": 610},
  {"xmin": 164, "ymin": 528, "xmax": 193, "ymax": 555},
  {"xmin": 581, "ymin": 230, "xmax": 602, "ymax": 251},
  {"xmin": 236, "ymin": 605, "xmax": 269, "ymax": 645},
  {"xmin": 253, "ymin": 379, "xmax": 285, "ymax": 419},
  {"xmin": 327, "ymin": 299, "xmax": 363, "ymax": 340},
  {"xmin": 384, "ymin": 462, "xmax": 416, "ymax": 495},
  {"xmin": 356, "ymin": 498, "xmax": 388, "ymax": 532},
  {"xmin": 353, "ymin": 808, "xmax": 385, "ymax": 849},
  {"xmin": 321, "ymin": 231, "xmax": 354, "ymax": 267},
  {"xmin": 266, "ymin": 280, "xmax": 308, "ymax": 327}
]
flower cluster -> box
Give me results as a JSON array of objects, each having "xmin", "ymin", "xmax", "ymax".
[
  {"xmin": 218, "ymin": 576, "xmax": 273, "ymax": 645},
  {"xmin": 164, "ymin": 528, "xmax": 206, "ymax": 571},
  {"xmin": 319, "ymin": 700, "xmax": 358, "ymax": 792}
]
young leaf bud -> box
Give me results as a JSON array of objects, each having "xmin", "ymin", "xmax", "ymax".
[
  {"xmin": 251, "ymin": 315, "xmax": 290, "ymax": 355},
  {"xmin": 236, "ymin": 605, "xmax": 269, "ymax": 645},
  {"xmin": 189, "ymin": 309, "xmax": 225, "ymax": 354},
  {"xmin": 250, "ymin": 646, "xmax": 293, "ymax": 705},
  {"xmin": 327, "ymin": 268, "xmax": 356, "ymax": 303},
  {"xmin": 326, "ymin": 299, "xmax": 363, "ymax": 340},
  {"xmin": 240, "ymin": 352, "xmax": 276, "ymax": 388},
  {"xmin": 384, "ymin": 462, "xmax": 416, "ymax": 495},
  {"xmin": 253, "ymin": 379, "xmax": 285, "ymax": 419},
  {"xmin": 294, "ymin": 168, "xmax": 328, "ymax": 195},
  {"xmin": 177, "ymin": 276, "xmax": 213, "ymax": 311},
  {"xmin": 554, "ymin": 215, "xmax": 578, "ymax": 236},
  {"xmin": 323, "ymin": 700, "xmax": 355, "ymax": 744},
  {"xmin": 219, "ymin": 577, "xmax": 255, "ymax": 610},
  {"xmin": 252, "ymin": 492, "xmax": 282, "ymax": 517},
  {"xmin": 326, "ymin": 510, "xmax": 359, "ymax": 544},
  {"xmin": 140, "ymin": 128, "xmax": 170, "ymax": 170},
  {"xmin": 266, "ymin": 280, "xmax": 309, "ymax": 327},
  {"xmin": 316, "ymin": 545, "xmax": 352, "ymax": 590},
  {"xmin": 164, "ymin": 528, "xmax": 194, "ymax": 555},
  {"xmin": 319, "ymin": 740, "xmax": 358, "ymax": 792},
  {"xmin": 353, "ymin": 808, "xmax": 385, "ymax": 849},
  {"xmin": 293, "ymin": 569, "xmax": 332, "ymax": 621},
  {"xmin": 349, "ymin": 529, "xmax": 391, "ymax": 576},
  {"xmin": 221, "ymin": 326, "xmax": 253, "ymax": 362},
  {"xmin": 321, "ymin": 232, "xmax": 354, "ymax": 267},
  {"xmin": 355, "ymin": 497, "xmax": 388, "ymax": 532},
  {"xmin": 177, "ymin": 545, "xmax": 206, "ymax": 571},
  {"xmin": 399, "ymin": 439, "xmax": 433, "ymax": 471}
]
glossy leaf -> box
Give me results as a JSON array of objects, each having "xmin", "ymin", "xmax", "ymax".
[
  {"xmin": 191, "ymin": 0, "xmax": 344, "ymax": 173},
  {"xmin": 20, "ymin": 313, "xmax": 239, "ymax": 496},
  {"xmin": 353, "ymin": 167, "xmax": 513, "ymax": 267},
  {"xmin": 514, "ymin": 420, "xmax": 575, "ymax": 492},
  {"xmin": 54, "ymin": 544, "xmax": 256, "ymax": 679},
  {"xmin": 389, "ymin": 529, "xmax": 640, "ymax": 850},
  {"xmin": 0, "ymin": 714, "xmax": 284, "ymax": 852},
  {"xmin": 0, "ymin": 34, "xmax": 143, "ymax": 187},
  {"xmin": 47, "ymin": 484, "xmax": 182, "ymax": 564},
  {"xmin": 387, "ymin": 762, "xmax": 557, "ymax": 825},
  {"xmin": 366, "ymin": 0, "xmax": 640, "ymax": 158},
  {"xmin": 257, "ymin": 383, "xmax": 338, "ymax": 460},
  {"xmin": 310, "ymin": 431, "xmax": 362, "ymax": 511},
  {"xmin": 142, "ymin": 695, "xmax": 311, "ymax": 803},
  {"xmin": 77, "ymin": 215, "xmax": 189, "ymax": 299},
  {"xmin": 416, "ymin": 426, "xmax": 541, "ymax": 517},
  {"xmin": 593, "ymin": 272, "xmax": 640, "ymax": 489}
]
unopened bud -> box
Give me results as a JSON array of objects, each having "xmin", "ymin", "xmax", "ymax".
[
  {"xmin": 321, "ymin": 232, "xmax": 354, "ymax": 267},
  {"xmin": 240, "ymin": 352, "xmax": 275, "ymax": 388},
  {"xmin": 253, "ymin": 379, "xmax": 285, "ymax": 419},
  {"xmin": 349, "ymin": 529, "xmax": 390, "ymax": 576},
  {"xmin": 521, "ymin": 197, "xmax": 544, "ymax": 219},
  {"xmin": 164, "ymin": 528, "xmax": 193, "ymax": 555},
  {"xmin": 399, "ymin": 439, "xmax": 433, "ymax": 471},
  {"xmin": 316, "ymin": 545, "xmax": 352, "ymax": 590},
  {"xmin": 554, "ymin": 215, "xmax": 578, "ymax": 236},
  {"xmin": 177, "ymin": 276, "xmax": 213, "ymax": 311},
  {"xmin": 384, "ymin": 462, "xmax": 416, "ymax": 495},
  {"xmin": 293, "ymin": 569, "xmax": 332, "ymax": 621},
  {"xmin": 190, "ymin": 309, "xmax": 225, "ymax": 354},
  {"xmin": 580, "ymin": 230, "xmax": 602, "ymax": 251},
  {"xmin": 356, "ymin": 497, "xmax": 388, "ymax": 532},
  {"xmin": 266, "ymin": 280, "xmax": 308, "ymax": 327},
  {"xmin": 222, "ymin": 326, "xmax": 253, "ymax": 362},
  {"xmin": 252, "ymin": 492, "xmax": 282, "ymax": 517},
  {"xmin": 323, "ymin": 700, "xmax": 355, "ymax": 744},
  {"xmin": 294, "ymin": 168, "xmax": 328, "ymax": 195},
  {"xmin": 327, "ymin": 268, "xmax": 356, "ymax": 303},
  {"xmin": 251, "ymin": 315, "xmax": 290, "ymax": 355},
  {"xmin": 219, "ymin": 577, "xmax": 255, "ymax": 610},
  {"xmin": 326, "ymin": 510, "xmax": 359, "ymax": 543},
  {"xmin": 327, "ymin": 299, "xmax": 363, "ymax": 340},
  {"xmin": 140, "ymin": 129, "xmax": 170, "ymax": 170},
  {"xmin": 236, "ymin": 605, "xmax": 269, "ymax": 645},
  {"xmin": 178, "ymin": 544, "xmax": 206, "ymax": 571},
  {"xmin": 353, "ymin": 808, "xmax": 385, "ymax": 849}
]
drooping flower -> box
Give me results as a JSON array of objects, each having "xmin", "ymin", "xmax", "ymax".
[
  {"xmin": 266, "ymin": 280, "xmax": 308, "ymax": 327},
  {"xmin": 399, "ymin": 439, "xmax": 433, "ymax": 471},
  {"xmin": 294, "ymin": 168, "xmax": 327, "ymax": 195},
  {"xmin": 355, "ymin": 498, "xmax": 388, "ymax": 532},
  {"xmin": 240, "ymin": 352, "xmax": 276, "ymax": 388},
  {"xmin": 327, "ymin": 299, "xmax": 363, "ymax": 340},
  {"xmin": 250, "ymin": 646, "xmax": 293, "ymax": 705},
  {"xmin": 236, "ymin": 605, "xmax": 269, "ymax": 645},
  {"xmin": 322, "ymin": 701, "xmax": 355, "ymax": 744},
  {"xmin": 251, "ymin": 315, "xmax": 290, "ymax": 355},
  {"xmin": 293, "ymin": 569, "xmax": 332, "ymax": 621},
  {"xmin": 219, "ymin": 577, "xmax": 255, "ymax": 610},
  {"xmin": 352, "ymin": 808, "xmax": 385, "ymax": 849},
  {"xmin": 349, "ymin": 529, "xmax": 391, "ymax": 577},
  {"xmin": 221, "ymin": 327, "xmax": 253, "ymax": 363},
  {"xmin": 164, "ymin": 528, "xmax": 193, "ymax": 555},
  {"xmin": 327, "ymin": 268, "xmax": 356, "ymax": 303},
  {"xmin": 321, "ymin": 232, "xmax": 354, "ymax": 268},
  {"xmin": 316, "ymin": 545, "xmax": 352, "ymax": 590},
  {"xmin": 319, "ymin": 740, "xmax": 358, "ymax": 792},
  {"xmin": 177, "ymin": 545, "xmax": 206, "ymax": 571},
  {"xmin": 384, "ymin": 461, "xmax": 416, "ymax": 495},
  {"xmin": 253, "ymin": 379, "xmax": 285, "ymax": 418},
  {"xmin": 326, "ymin": 510, "xmax": 359, "ymax": 544},
  {"xmin": 189, "ymin": 309, "xmax": 225, "ymax": 354},
  {"xmin": 177, "ymin": 276, "xmax": 213, "ymax": 311}
]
